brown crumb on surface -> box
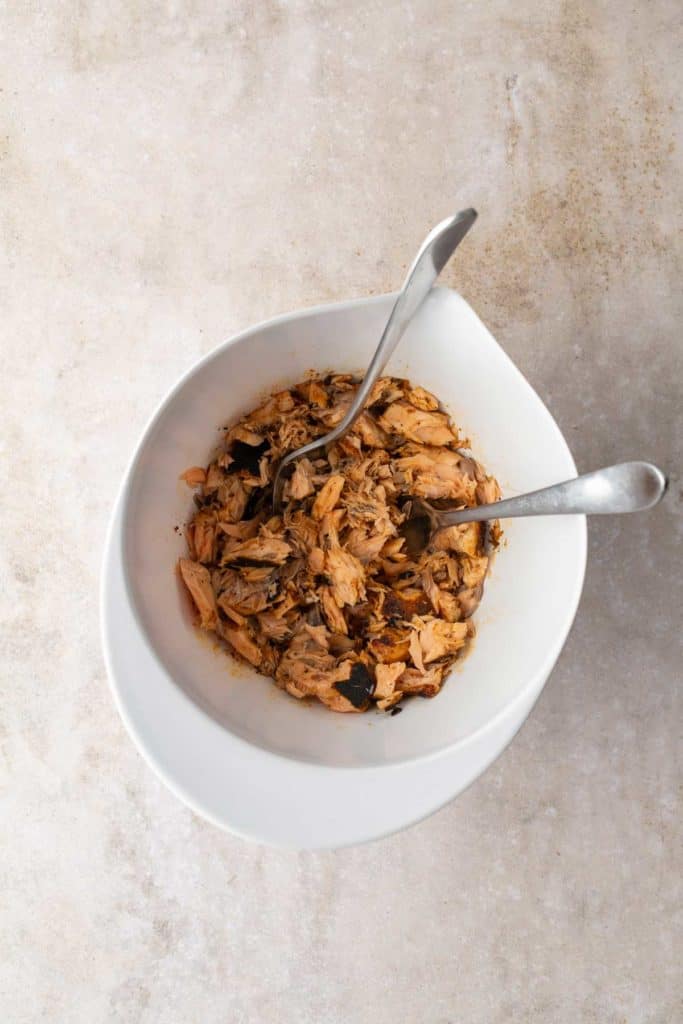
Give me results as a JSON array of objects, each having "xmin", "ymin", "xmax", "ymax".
[{"xmin": 177, "ymin": 374, "xmax": 500, "ymax": 713}]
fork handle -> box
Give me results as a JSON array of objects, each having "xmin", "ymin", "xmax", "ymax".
[
  {"xmin": 273, "ymin": 208, "xmax": 477, "ymax": 509},
  {"xmin": 331, "ymin": 208, "xmax": 478, "ymax": 439},
  {"xmin": 438, "ymin": 462, "xmax": 668, "ymax": 525}
]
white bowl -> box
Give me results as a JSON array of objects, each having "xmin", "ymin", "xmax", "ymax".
[{"xmin": 116, "ymin": 287, "xmax": 586, "ymax": 778}]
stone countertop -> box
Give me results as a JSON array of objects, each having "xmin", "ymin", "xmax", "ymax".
[{"xmin": 1, "ymin": 3, "xmax": 680, "ymax": 1021}]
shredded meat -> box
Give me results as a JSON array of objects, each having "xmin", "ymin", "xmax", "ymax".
[
  {"xmin": 395, "ymin": 447, "xmax": 478, "ymax": 502},
  {"xmin": 179, "ymin": 466, "xmax": 206, "ymax": 486},
  {"xmin": 221, "ymin": 533, "xmax": 292, "ymax": 565},
  {"xmin": 378, "ymin": 401, "xmax": 458, "ymax": 446},
  {"xmin": 288, "ymin": 458, "xmax": 315, "ymax": 500},
  {"xmin": 312, "ymin": 474, "xmax": 346, "ymax": 520},
  {"xmin": 220, "ymin": 623, "xmax": 262, "ymax": 666},
  {"xmin": 177, "ymin": 374, "xmax": 500, "ymax": 712},
  {"xmin": 178, "ymin": 559, "xmax": 217, "ymax": 630}
]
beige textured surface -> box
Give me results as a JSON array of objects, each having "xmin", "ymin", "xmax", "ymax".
[{"xmin": 1, "ymin": 2, "xmax": 681, "ymax": 1021}]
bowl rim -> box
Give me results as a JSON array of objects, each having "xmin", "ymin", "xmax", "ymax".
[{"xmin": 111, "ymin": 287, "xmax": 587, "ymax": 772}]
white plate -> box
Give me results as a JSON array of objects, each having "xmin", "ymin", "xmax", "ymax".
[
  {"xmin": 101, "ymin": 289, "xmax": 586, "ymax": 847},
  {"xmin": 103, "ymin": 494, "xmax": 547, "ymax": 848}
]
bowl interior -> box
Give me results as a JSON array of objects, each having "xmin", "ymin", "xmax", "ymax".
[{"xmin": 121, "ymin": 288, "xmax": 585, "ymax": 768}]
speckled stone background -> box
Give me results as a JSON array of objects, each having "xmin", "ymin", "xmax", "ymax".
[{"xmin": 1, "ymin": 2, "xmax": 681, "ymax": 1021}]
